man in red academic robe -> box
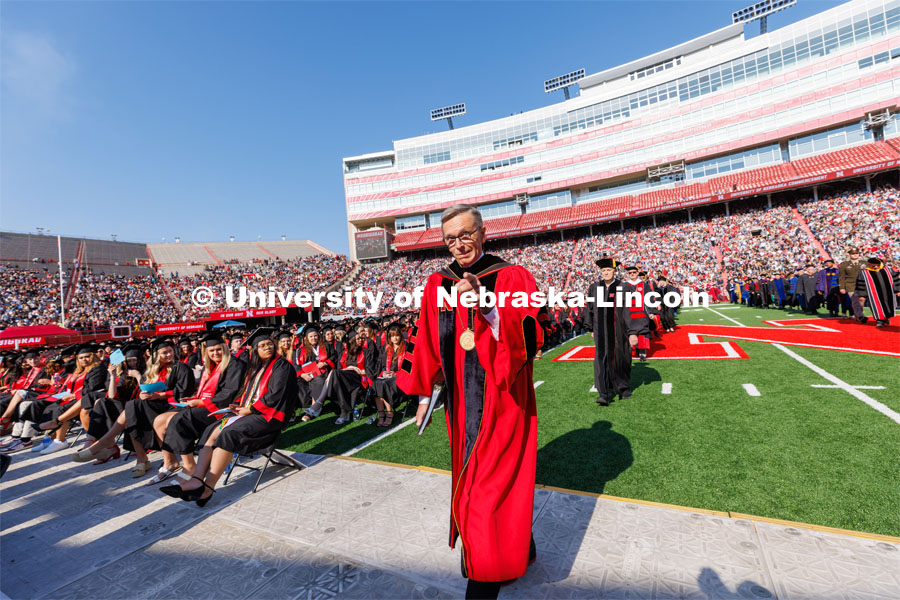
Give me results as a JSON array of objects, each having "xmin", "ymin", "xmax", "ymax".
[{"xmin": 397, "ymin": 204, "xmax": 543, "ymax": 599}]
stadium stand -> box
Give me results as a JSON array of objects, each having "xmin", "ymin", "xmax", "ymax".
[
  {"xmin": 790, "ymin": 141, "xmax": 900, "ymax": 177},
  {"xmin": 708, "ymin": 163, "xmax": 799, "ymax": 194},
  {"xmin": 519, "ymin": 207, "xmax": 573, "ymax": 230}
]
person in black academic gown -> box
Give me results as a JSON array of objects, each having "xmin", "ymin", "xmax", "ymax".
[
  {"xmin": 293, "ymin": 324, "xmax": 335, "ymax": 420},
  {"xmin": 620, "ymin": 265, "xmax": 654, "ymax": 362},
  {"xmin": 178, "ymin": 337, "xmax": 201, "ymax": 371},
  {"xmin": 159, "ymin": 327, "xmax": 298, "ymax": 506},
  {"xmin": 72, "ymin": 337, "xmax": 196, "ymax": 477},
  {"xmin": 28, "ymin": 344, "xmax": 106, "ymax": 441},
  {"xmin": 85, "ymin": 343, "xmax": 146, "ymax": 448},
  {"xmin": 655, "ymin": 276, "xmax": 677, "ymax": 333},
  {"xmin": 584, "ymin": 257, "xmax": 644, "ymax": 405},
  {"xmin": 856, "ymin": 257, "xmax": 900, "ymax": 327},
  {"xmin": 373, "ymin": 324, "xmax": 408, "ymax": 427},
  {"xmin": 155, "ymin": 333, "xmax": 246, "ymax": 481},
  {"xmin": 317, "ymin": 328, "xmax": 379, "ymax": 425}
]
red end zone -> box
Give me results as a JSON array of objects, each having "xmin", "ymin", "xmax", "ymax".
[{"xmin": 554, "ymin": 317, "xmax": 900, "ymax": 361}]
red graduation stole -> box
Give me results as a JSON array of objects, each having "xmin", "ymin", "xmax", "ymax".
[
  {"xmin": 197, "ymin": 363, "xmax": 224, "ymax": 415},
  {"xmin": 51, "ymin": 371, "xmax": 87, "ymax": 405},
  {"xmin": 381, "ymin": 344, "xmax": 405, "ymax": 378},
  {"xmin": 11, "ymin": 367, "xmax": 40, "ymax": 391},
  {"xmin": 298, "ymin": 345, "xmax": 328, "ymax": 376},
  {"xmin": 341, "ymin": 344, "xmax": 369, "ymax": 388},
  {"xmin": 246, "ymin": 359, "xmax": 284, "ymax": 422}
]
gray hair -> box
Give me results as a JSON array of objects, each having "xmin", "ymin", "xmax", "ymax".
[{"xmin": 440, "ymin": 204, "xmax": 483, "ymax": 229}]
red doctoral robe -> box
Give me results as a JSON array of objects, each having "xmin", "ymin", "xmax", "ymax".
[{"xmin": 397, "ymin": 254, "xmax": 542, "ymax": 582}]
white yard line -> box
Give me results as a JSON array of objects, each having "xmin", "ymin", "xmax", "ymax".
[
  {"xmin": 775, "ymin": 343, "xmax": 900, "ymax": 425},
  {"xmin": 811, "ymin": 384, "xmax": 885, "ymax": 390},
  {"xmin": 706, "ymin": 305, "xmax": 745, "ymax": 326},
  {"xmin": 533, "ymin": 381, "xmax": 544, "ymax": 389},
  {"xmin": 705, "ymin": 306, "xmax": 900, "ymax": 425},
  {"xmin": 661, "ymin": 383, "xmax": 672, "ymax": 395},
  {"xmin": 742, "ymin": 383, "xmax": 761, "ymax": 397}
]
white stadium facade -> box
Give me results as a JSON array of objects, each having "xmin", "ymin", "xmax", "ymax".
[{"xmin": 343, "ymin": 0, "xmax": 900, "ymax": 262}]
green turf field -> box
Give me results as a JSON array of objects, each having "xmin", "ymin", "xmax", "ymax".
[{"xmin": 280, "ymin": 305, "xmax": 900, "ymax": 537}]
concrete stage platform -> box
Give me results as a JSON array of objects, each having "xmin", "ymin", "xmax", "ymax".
[{"xmin": 1, "ymin": 448, "xmax": 898, "ymax": 599}]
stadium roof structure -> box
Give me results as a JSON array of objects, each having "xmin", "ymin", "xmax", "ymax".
[{"xmin": 577, "ymin": 23, "xmax": 744, "ymax": 90}]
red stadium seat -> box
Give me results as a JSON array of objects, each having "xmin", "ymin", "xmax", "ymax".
[
  {"xmin": 634, "ymin": 182, "xmax": 710, "ymax": 210},
  {"xmin": 708, "ymin": 163, "xmax": 797, "ymax": 194},
  {"xmin": 570, "ymin": 195, "xmax": 635, "ymax": 221},
  {"xmin": 883, "ymin": 137, "xmax": 900, "ymax": 157},
  {"xmin": 484, "ymin": 214, "xmax": 523, "ymax": 237},
  {"xmin": 790, "ymin": 142, "xmax": 898, "ymax": 178},
  {"xmin": 416, "ymin": 228, "xmax": 445, "ymax": 246},
  {"xmin": 518, "ymin": 206, "xmax": 573, "ymax": 229},
  {"xmin": 391, "ymin": 229, "xmax": 426, "ymax": 250}
]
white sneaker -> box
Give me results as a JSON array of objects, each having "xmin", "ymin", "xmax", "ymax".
[
  {"xmin": 32, "ymin": 437, "xmax": 52, "ymax": 452},
  {"xmin": 40, "ymin": 439, "xmax": 68, "ymax": 455}
]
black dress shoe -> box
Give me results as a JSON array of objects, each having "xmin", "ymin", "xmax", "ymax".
[
  {"xmin": 620, "ymin": 390, "xmax": 632, "ymax": 399},
  {"xmin": 596, "ymin": 396, "xmax": 610, "ymax": 406},
  {"xmin": 160, "ymin": 484, "xmax": 190, "ymax": 500}
]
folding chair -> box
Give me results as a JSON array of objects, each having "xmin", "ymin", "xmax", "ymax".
[{"xmin": 222, "ymin": 430, "xmax": 305, "ymax": 493}]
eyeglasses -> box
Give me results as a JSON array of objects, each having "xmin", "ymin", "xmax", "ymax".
[{"xmin": 443, "ymin": 229, "xmax": 479, "ymax": 246}]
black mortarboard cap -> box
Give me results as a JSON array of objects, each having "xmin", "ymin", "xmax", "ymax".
[
  {"xmin": 76, "ymin": 343, "xmax": 98, "ymax": 356},
  {"xmin": 595, "ymin": 257, "xmax": 618, "ymax": 269},
  {"xmin": 244, "ymin": 327, "xmax": 275, "ymax": 348},
  {"xmin": 199, "ymin": 332, "xmax": 226, "ymax": 346},
  {"xmin": 150, "ymin": 337, "xmax": 176, "ymax": 353},
  {"xmin": 123, "ymin": 343, "xmax": 145, "ymax": 359}
]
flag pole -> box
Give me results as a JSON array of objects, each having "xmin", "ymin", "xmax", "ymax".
[{"xmin": 58, "ymin": 235, "xmax": 66, "ymax": 327}]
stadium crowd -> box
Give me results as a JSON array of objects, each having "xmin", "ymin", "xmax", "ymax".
[
  {"xmin": 798, "ymin": 186, "xmax": 900, "ymax": 263},
  {"xmin": 0, "ymin": 266, "xmax": 63, "ymax": 328},
  {"xmin": 2, "ymin": 183, "xmax": 897, "ymax": 330},
  {"xmin": 712, "ymin": 203, "xmax": 823, "ymax": 279},
  {"xmin": 169, "ymin": 255, "xmax": 354, "ymax": 319}
]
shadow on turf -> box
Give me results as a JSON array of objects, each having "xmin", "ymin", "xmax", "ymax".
[
  {"xmin": 630, "ymin": 362, "xmax": 661, "ymax": 391},
  {"xmin": 536, "ymin": 420, "xmax": 632, "ymax": 496},
  {"xmin": 278, "ymin": 399, "xmax": 416, "ymax": 456}
]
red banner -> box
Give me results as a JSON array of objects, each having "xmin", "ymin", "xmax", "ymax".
[
  {"xmin": 207, "ymin": 307, "xmax": 287, "ymax": 320},
  {"xmin": 0, "ymin": 337, "xmax": 45, "ymax": 348},
  {"xmin": 155, "ymin": 322, "xmax": 207, "ymax": 334},
  {"xmin": 135, "ymin": 258, "xmax": 152, "ymax": 267}
]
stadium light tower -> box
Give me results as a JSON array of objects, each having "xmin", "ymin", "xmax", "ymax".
[
  {"xmin": 430, "ymin": 103, "xmax": 466, "ymax": 130},
  {"xmin": 732, "ymin": 0, "xmax": 796, "ymax": 35},
  {"xmin": 544, "ymin": 68, "xmax": 585, "ymax": 101}
]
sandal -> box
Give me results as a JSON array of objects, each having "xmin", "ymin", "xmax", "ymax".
[
  {"xmin": 92, "ymin": 446, "xmax": 121, "ymax": 465},
  {"xmin": 374, "ymin": 411, "xmax": 386, "ymax": 427},
  {"xmin": 131, "ymin": 461, "xmax": 152, "ymax": 478},
  {"xmin": 381, "ymin": 411, "xmax": 395, "ymax": 428},
  {"xmin": 147, "ymin": 465, "xmax": 182, "ymax": 485},
  {"xmin": 72, "ymin": 447, "xmax": 99, "ymax": 463},
  {"xmin": 182, "ymin": 476, "xmax": 215, "ymax": 506}
]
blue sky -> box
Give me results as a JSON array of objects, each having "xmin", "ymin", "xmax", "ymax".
[{"xmin": 1, "ymin": 0, "xmax": 843, "ymax": 255}]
